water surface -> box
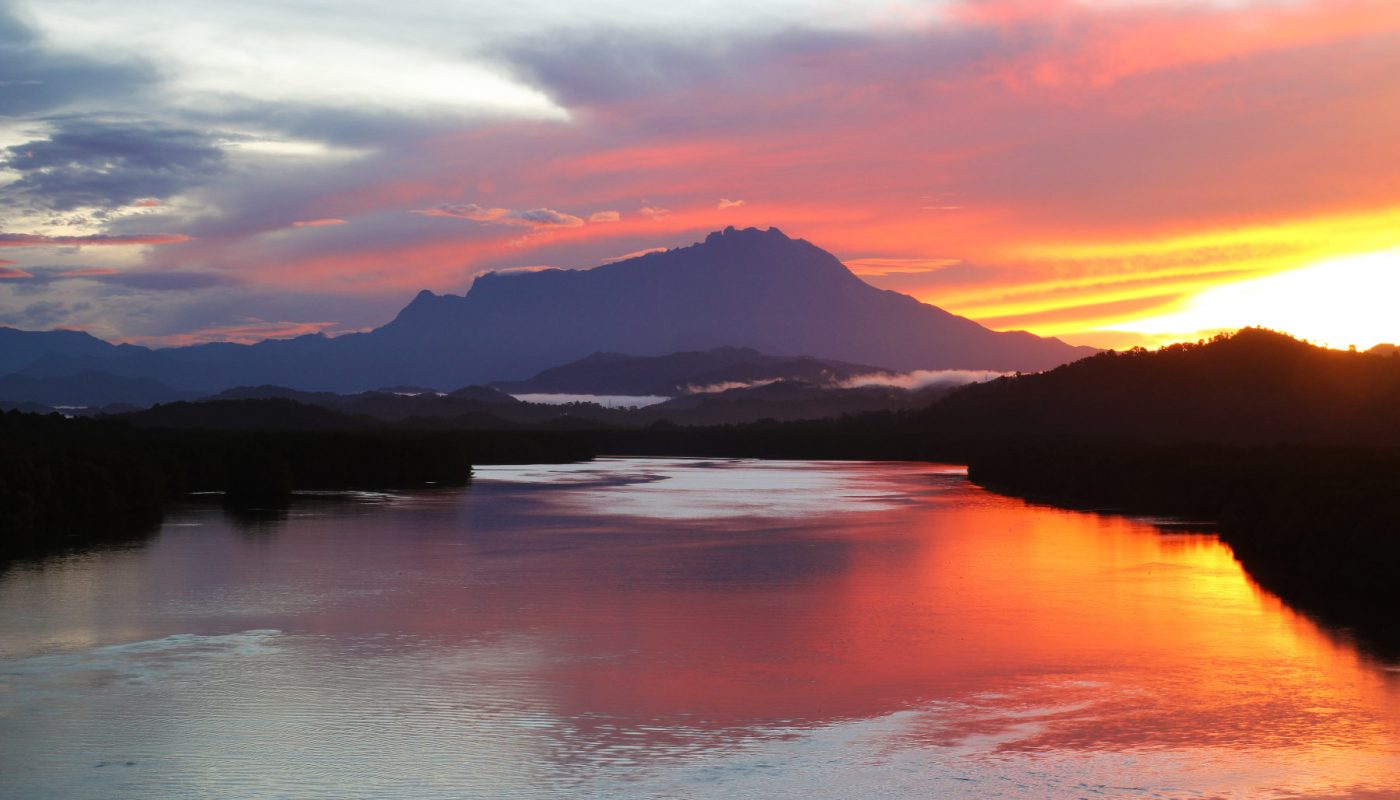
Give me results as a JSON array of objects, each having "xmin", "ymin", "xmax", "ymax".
[{"xmin": 1, "ymin": 458, "xmax": 1397, "ymax": 798}]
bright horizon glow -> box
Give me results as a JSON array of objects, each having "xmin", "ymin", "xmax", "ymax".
[
  {"xmin": 5, "ymin": 0, "xmax": 1400, "ymax": 346},
  {"xmin": 1112, "ymin": 246, "xmax": 1400, "ymax": 350}
]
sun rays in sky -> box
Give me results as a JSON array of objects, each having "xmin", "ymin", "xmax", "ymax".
[{"xmin": 1, "ymin": 0, "xmax": 1399, "ymax": 349}]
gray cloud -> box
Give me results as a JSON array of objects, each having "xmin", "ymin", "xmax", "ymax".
[
  {"xmin": 0, "ymin": 5, "xmax": 155, "ymax": 116},
  {"xmin": 493, "ymin": 27, "xmax": 857, "ymax": 106},
  {"xmin": 2, "ymin": 119, "xmax": 227, "ymax": 210},
  {"xmin": 15, "ymin": 266, "xmax": 236, "ymax": 291},
  {"xmin": 0, "ymin": 232, "xmax": 191, "ymax": 246},
  {"xmin": 0, "ymin": 299, "xmax": 67, "ymax": 327}
]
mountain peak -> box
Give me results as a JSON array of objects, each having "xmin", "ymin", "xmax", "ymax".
[{"xmin": 703, "ymin": 225, "xmax": 789, "ymax": 245}]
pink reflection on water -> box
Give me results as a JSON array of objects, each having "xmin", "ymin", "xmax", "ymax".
[{"xmin": 0, "ymin": 459, "xmax": 1396, "ymax": 798}]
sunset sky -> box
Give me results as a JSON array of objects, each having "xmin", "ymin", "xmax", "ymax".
[{"xmin": 2, "ymin": 0, "xmax": 1399, "ymax": 350}]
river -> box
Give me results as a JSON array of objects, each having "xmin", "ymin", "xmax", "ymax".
[{"xmin": 1, "ymin": 458, "xmax": 1397, "ymax": 798}]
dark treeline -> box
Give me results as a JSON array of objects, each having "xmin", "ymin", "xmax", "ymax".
[
  {"xmin": 912, "ymin": 328, "xmax": 1400, "ymax": 446},
  {"xmin": 0, "ymin": 410, "xmax": 591, "ymax": 564}
]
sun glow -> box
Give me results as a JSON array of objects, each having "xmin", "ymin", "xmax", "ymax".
[
  {"xmin": 896, "ymin": 206, "xmax": 1400, "ymax": 346},
  {"xmin": 1116, "ymin": 246, "xmax": 1400, "ymax": 350}
]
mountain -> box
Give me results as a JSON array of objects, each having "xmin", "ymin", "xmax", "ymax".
[
  {"xmin": 492, "ymin": 346, "xmax": 892, "ymax": 396},
  {"xmin": 0, "ymin": 327, "xmax": 147, "ymax": 375},
  {"xmin": 917, "ymin": 327, "xmax": 1400, "ymax": 446},
  {"xmin": 1, "ymin": 227, "xmax": 1095, "ymax": 392},
  {"xmin": 371, "ymin": 227, "xmax": 1094, "ymax": 388}
]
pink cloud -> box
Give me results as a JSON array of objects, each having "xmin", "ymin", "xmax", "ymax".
[
  {"xmin": 0, "ymin": 260, "xmax": 33, "ymax": 279},
  {"xmin": 717, "ymin": 198, "xmax": 745, "ymax": 209},
  {"xmin": 589, "ymin": 210, "xmax": 621, "ymax": 222}
]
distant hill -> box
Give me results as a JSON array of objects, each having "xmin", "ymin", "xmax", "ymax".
[
  {"xmin": 918, "ymin": 328, "xmax": 1400, "ymax": 446},
  {"xmin": 123, "ymin": 373, "xmax": 964, "ymax": 430},
  {"xmin": 0, "ymin": 227, "xmax": 1095, "ymax": 392},
  {"xmin": 492, "ymin": 346, "xmax": 892, "ymax": 396},
  {"xmin": 117, "ymin": 398, "xmax": 377, "ymax": 431},
  {"xmin": 0, "ymin": 369, "xmax": 193, "ymax": 408},
  {"xmin": 201, "ymin": 384, "xmax": 521, "ymax": 422}
]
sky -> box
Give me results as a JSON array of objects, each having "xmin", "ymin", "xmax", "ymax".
[{"xmin": 2, "ymin": 0, "xmax": 1399, "ymax": 350}]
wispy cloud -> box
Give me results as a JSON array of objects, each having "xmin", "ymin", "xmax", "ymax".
[
  {"xmin": 838, "ymin": 369, "xmax": 1006, "ymax": 391},
  {"xmin": 602, "ymin": 247, "xmax": 668, "ymax": 263},
  {"xmin": 0, "ymin": 261, "xmax": 35, "ymax": 279},
  {"xmin": 717, "ymin": 198, "xmax": 745, "ymax": 209},
  {"xmin": 130, "ymin": 318, "xmax": 340, "ymax": 347},
  {"xmin": 0, "ymin": 233, "xmax": 191, "ymax": 247},
  {"xmin": 680, "ymin": 378, "xmax": 781, "ymax": 395},
  {"xmin": 413, "ymin": 204, "xmax": 585, "ymax": 229},
  {"xmin": 844, "ymin": 257, "xmax": 962, "ymax": 276},
  {"xmin": 588, "ymin": 210, "xmax": 621, "ymax": 222},
  {"xmin": 680, "ymin": 369, "xmax": 1003, "ymax": 395},
  {"xmin": 15, "ymin": 266, "xmax": 235, "ymax": 290}
]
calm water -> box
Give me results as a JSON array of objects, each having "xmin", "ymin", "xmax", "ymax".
[{"xmin": 1, "ymin": 458, "xmax": 1397, "ymax": 799}]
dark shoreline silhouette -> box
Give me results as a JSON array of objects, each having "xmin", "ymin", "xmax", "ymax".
[
  {"xmin": 0, "ymin": 410, "xmax": 589, "ymax": 565},
  {"xmin": 3, "ymin": 329, "xmax": 1396, "ymax": 656}
]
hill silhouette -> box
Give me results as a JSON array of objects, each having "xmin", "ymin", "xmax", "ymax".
[{"xmin": 918, "ymin": 328, "xmax": 1400, "ymax": 446}]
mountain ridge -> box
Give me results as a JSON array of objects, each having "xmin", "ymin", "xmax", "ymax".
[{"xmin": 0, "ymin": 227, "xmax": 1096, "ymax": 392}]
